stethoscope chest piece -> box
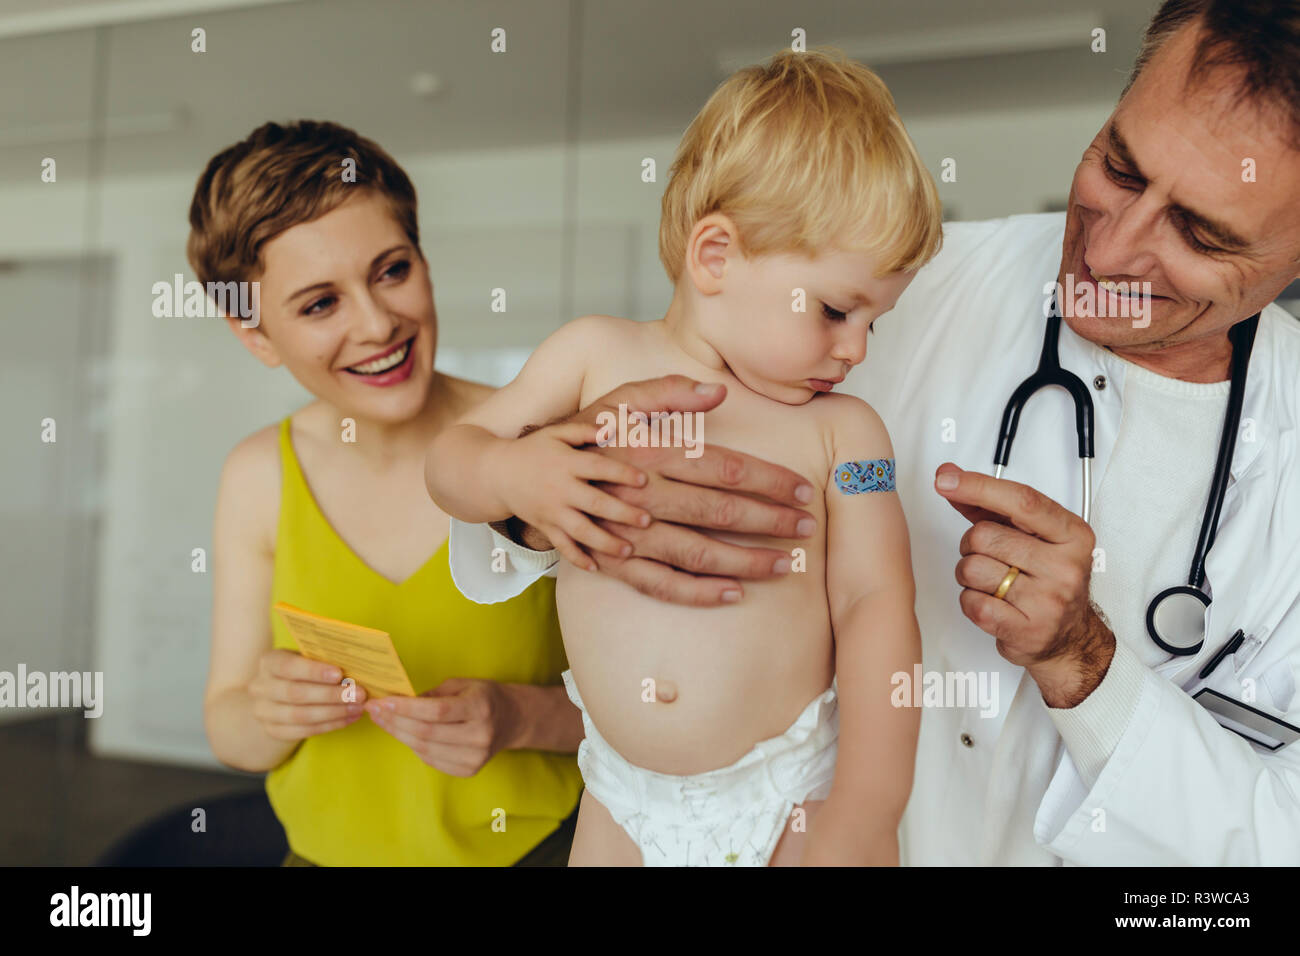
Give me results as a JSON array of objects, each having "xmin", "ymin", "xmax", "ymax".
[
  {"xmin": 1146, "ymin": 585, "xmax": 1210, "ymax": 656},
  {"xmin": 998, "ymin": 299, "xmax": 1261, "ymax": 661},
  {"xmin": 1141, "ymin": 312, "xmax": 1261, "ymax": 658}
]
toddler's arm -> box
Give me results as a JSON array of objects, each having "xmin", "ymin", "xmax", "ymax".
[
  {"xmin": 803, "ymin": 394, "xmax": 922, "ymax": 866},
  {"xmin": 425, "ymin": 315, "xmax": 650, "ymax": 570}
]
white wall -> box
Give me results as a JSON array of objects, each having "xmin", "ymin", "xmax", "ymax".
[
  {"xmin": 0, "ymin": 256, "xmax": 110, "ymax": 722},
  {"xmin": 0, "ymin": 100, "xmax": 1112, "ymax": 766}
]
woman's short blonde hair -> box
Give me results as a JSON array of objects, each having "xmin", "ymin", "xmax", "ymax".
[
  {"xmin": 659, "ymin": 48, "xmax": 943, "ymax": 282},
  {"xmin": 187, "ymin": 120, "xmax": 420, "ymax": 289}
]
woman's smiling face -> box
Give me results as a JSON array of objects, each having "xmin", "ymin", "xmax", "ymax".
[{"xmin": 238, "ymin": 190, "xmax": 438, "ymax": 423}]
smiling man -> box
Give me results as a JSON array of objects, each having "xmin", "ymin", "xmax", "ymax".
[{"xmin": 450, "ymin": 0, "xmax": 1300, "ymax": 864}]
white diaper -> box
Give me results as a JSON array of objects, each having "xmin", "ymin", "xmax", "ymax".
[{"xmin": 562, "ymin": 669, "xmax": 838, "ymax": 866}]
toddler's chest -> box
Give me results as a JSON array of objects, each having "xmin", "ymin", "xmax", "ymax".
[{"xmin": 581, "ymin": 358, "xmax": 832, "ymax": 489}]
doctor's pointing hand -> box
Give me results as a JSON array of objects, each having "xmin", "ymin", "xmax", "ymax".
[{"xmin": 935, "ymin": 463, "xmax": 1114, "ymax": 710}]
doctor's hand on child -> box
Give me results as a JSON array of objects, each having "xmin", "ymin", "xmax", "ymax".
[
  {"xmin": 515, "ymin": 375, "xmax": 819, "ymax": 607},
  {"xmin": 934, "ymin": 462, "xmax": 1116, "ymax": 709}
]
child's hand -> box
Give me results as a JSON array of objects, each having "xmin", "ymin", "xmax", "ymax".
[
  {"xmin": 492, "ymin": 420, "xmax": 651, "ymax": 571},
  {"xmin": 246, "ymin": 649, "xmax": 367, "ymax": 741}
]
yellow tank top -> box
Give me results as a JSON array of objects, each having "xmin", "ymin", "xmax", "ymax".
[{"xmin": 266, "ymin": 417, "xmax": 581, "ymax": 865}]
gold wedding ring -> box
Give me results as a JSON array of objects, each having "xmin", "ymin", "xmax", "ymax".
[{"xmin": 994, "ymin": 566, "xmax": 1021, "ymax": 601}]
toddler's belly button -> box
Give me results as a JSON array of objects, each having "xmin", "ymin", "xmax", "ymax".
[{"xmin": 641, "ymin": 677, "xmax": 677, "ymax": 703}]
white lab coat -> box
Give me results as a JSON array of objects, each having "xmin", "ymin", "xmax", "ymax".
[{"xmin": 448, "ymin": 212, "xmax": 1300, "ymax": 865}]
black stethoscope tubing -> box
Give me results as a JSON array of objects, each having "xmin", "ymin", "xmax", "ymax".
[{"xmin": 994, "ymin": 295, "xmax": 1260, "ymax": 658}]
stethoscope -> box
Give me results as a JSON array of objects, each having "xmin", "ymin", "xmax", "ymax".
[{"xmin": 994, "ymin": 296, "xmax": 1260, "ymax": 658}]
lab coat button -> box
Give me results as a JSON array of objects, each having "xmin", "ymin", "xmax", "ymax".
[
  {"xmin": 1093, "ymin": 375, "xmax": 1107, "ymax": 391},
  {"xmin": 960, "ymin": 733, "xmax": 974, "ymax": 747}
]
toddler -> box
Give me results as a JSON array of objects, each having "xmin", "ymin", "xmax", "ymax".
[{"xmin": 427, "ymin": 49, "xmax": 941, "ymax": 865}]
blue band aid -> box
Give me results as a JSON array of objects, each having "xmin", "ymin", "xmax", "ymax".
[{"xmin": 834, "ymin": 458, "xmax": 896, "ymax": 494}]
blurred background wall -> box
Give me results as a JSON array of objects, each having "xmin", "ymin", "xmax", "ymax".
[{"xmin": 1, "ymin": 0, "xmax": 1295, "ymax": 862}]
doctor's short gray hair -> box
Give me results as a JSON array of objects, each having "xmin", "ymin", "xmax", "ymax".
[{"xmin": 1124, "ymin": 0, "xmax": 1300, "ymax": 150}]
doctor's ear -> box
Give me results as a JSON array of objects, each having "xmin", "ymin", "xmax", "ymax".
[
  {"xmin": 224, "ymin": 312, "xmax": 283, "ymax": 369},
  {"xmin": 683, "ymin": 213, "xmax": 740, "ymax": 295}
]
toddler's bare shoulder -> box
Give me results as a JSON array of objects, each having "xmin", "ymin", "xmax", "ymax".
[
  {"xmin": 557, "ymin": 315, "xmax": 657, "ymax": 385},
  {"xmin": 812, "ymin": 392, "xmax": 893, "ymax": 454},
  {"xmin": 563, "ymin": 313, "xmax": 647, "ymax": 347}
]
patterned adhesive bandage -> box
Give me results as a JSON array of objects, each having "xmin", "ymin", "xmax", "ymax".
[{"xmin": 833, "ymin": 458, "xmax": 896, "ymax": 494}]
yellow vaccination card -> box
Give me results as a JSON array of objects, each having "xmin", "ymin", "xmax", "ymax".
[{"xmin": 273, "ymin": 602, "xmax": 416, "ymax": 698}]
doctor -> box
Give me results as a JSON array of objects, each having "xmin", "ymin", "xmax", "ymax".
[{"xmin": 449, "ymin": 0, "xmax": 1300, "ymax": 864}]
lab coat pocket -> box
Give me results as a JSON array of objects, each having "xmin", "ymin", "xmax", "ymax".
[{"xmin": 1261, "ymin": 659, "xmax": 1297, "ymax": 714}]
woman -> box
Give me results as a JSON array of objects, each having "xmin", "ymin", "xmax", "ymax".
[{"xmin": 197, "ymin": 120, "xmax": 582, "ymax": 866}]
